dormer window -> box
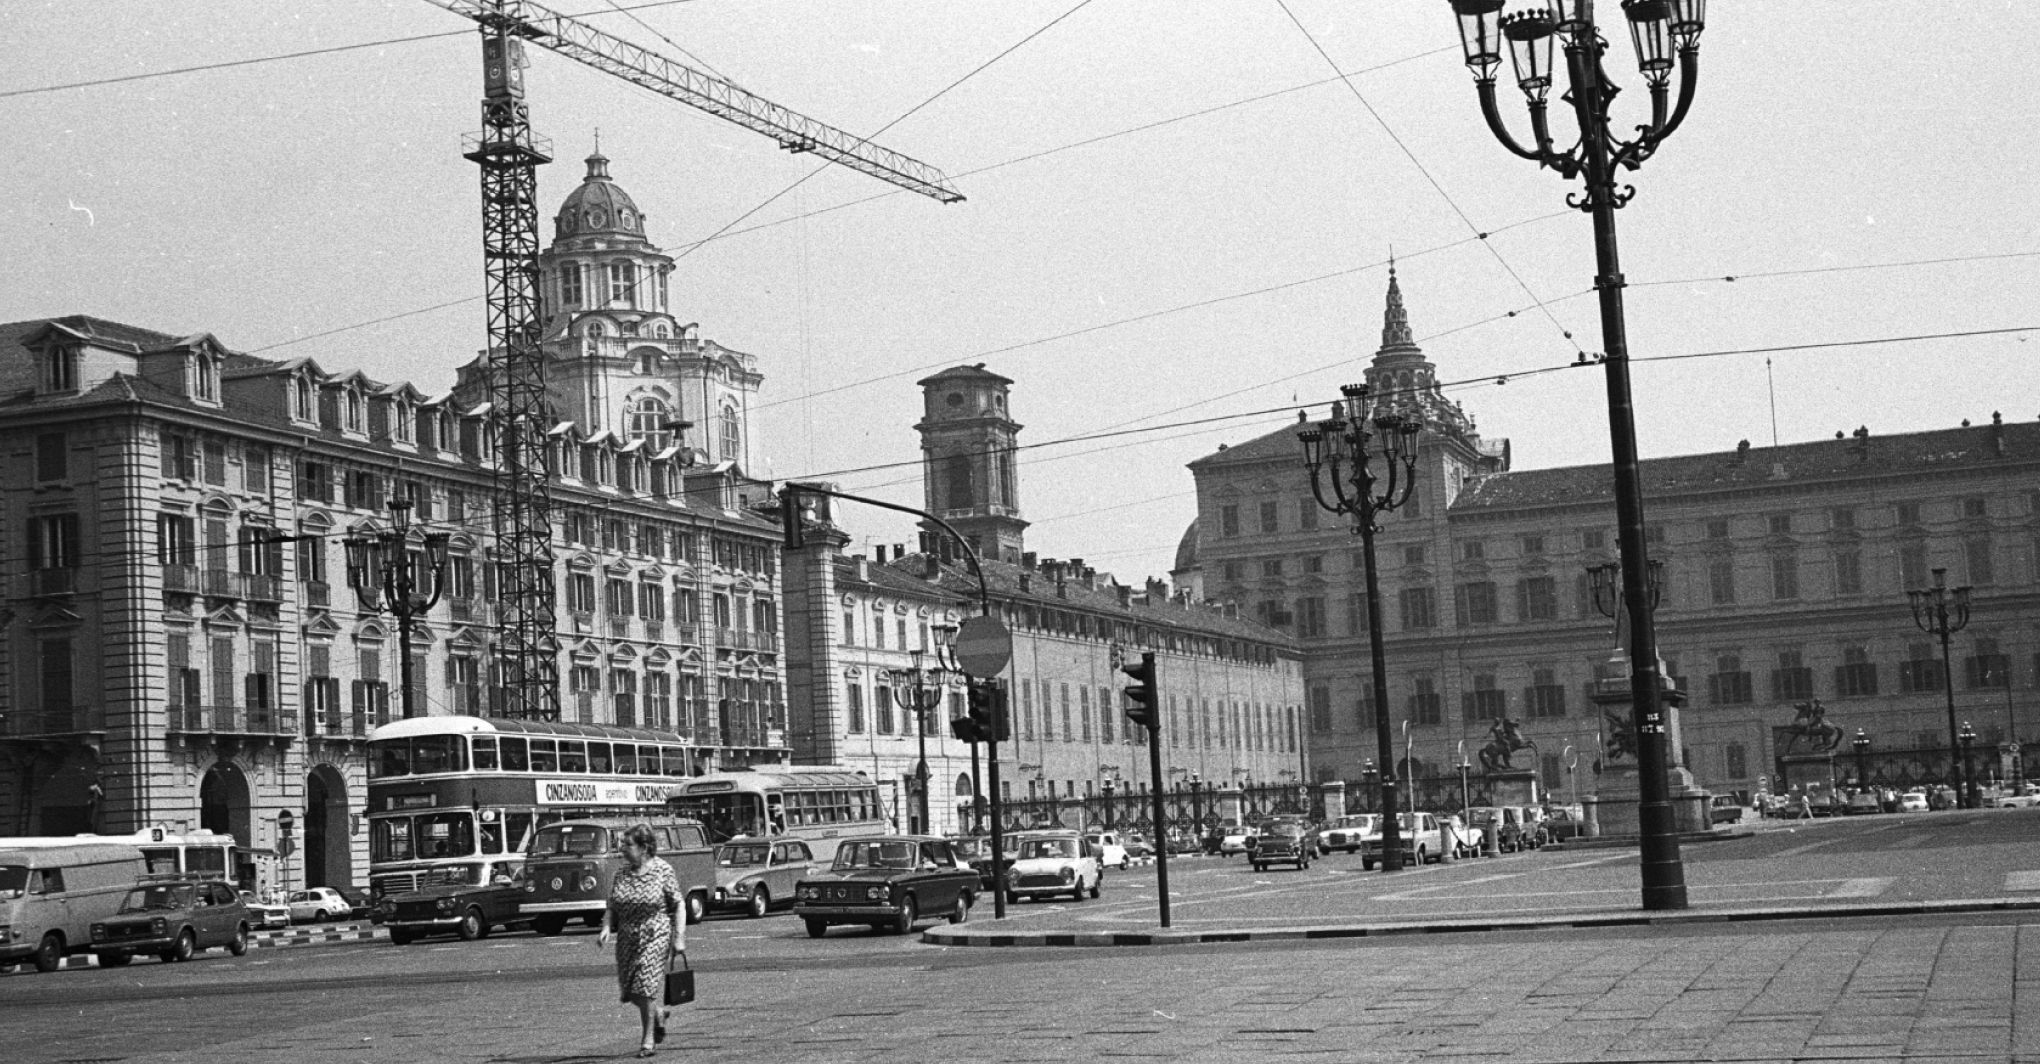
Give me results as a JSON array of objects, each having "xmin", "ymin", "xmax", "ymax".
[
  {"xmin": 37, "ymin": 345, "xmax": 78, "ymax": 394},
  {"xmin": 292, "ymin": 375, "xmax": 316, "ymax": 422},
  {"xmin": 392, "ymin": 401, "xmax": 414, "ymax": 444},
  {"xmin": 719, "ymin": 403, "xmax": 739, "ymax": 460},
  {"xmin": 191, "ymin": 354, "xmax": 219, "ymax": 402},
  {"xmin": 596, "ymin": 450, "xmax": 614, "ymax": 486},
  {"xmin": 344, "ymin": 389, "xmax": 365, "ymax": 433}
]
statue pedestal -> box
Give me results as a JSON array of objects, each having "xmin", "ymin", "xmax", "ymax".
[
  {"xmin": 1581, "ymin": 657, "xmax": 1713, "ymax": 840},
  {"xmin": 1318, "ymin": 780, "xmax": 1347, "ymax": 821},
  {"xmin": 1778, "ymin": 754, "xmax": 1838, "ymax": 810},
  {"xmin": 1483, "ymin": 770, "xmax": 1540, "ymax": 808}
]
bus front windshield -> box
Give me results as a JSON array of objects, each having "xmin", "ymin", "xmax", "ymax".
[
  {"xmin": 670, "ymin": 793, "xmax": 766, "ymax": 843},
  {"xmin": 371, "ymin": 812, "xmax": 477, "ymax": 863}
]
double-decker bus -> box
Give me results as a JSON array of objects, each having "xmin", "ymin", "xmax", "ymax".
[
  {"xmin": 365, "ymin": 716, "xmax": 696, "ymax": 897},
  {"xmin": 666, "ymin": 766, "xmax": 885, "ymax": 862}
]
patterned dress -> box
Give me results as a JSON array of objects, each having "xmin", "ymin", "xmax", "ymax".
[{"xmin": 609, "ymin": 856, "xmax": 681, "ymax": 1002}]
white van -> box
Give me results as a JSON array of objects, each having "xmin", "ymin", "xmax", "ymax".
[{"xmin": 0, "ymin": 842, "xmax": 147, "ymax": 972}]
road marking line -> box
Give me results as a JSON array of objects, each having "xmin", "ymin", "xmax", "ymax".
[
  {"xmin": 1828, "ymin": 878, "xmax": 1891, "ymax": 898},
  {"xmin": 2006, "ymin": 871, "xmax": 2040, "ymax": 892}
]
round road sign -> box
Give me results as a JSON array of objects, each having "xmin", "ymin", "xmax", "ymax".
[{"xmin": 952, "ymin": 615, "xmax": 1012, "ymax": 678}]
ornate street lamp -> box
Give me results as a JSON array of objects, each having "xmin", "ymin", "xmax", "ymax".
[
  {"xmin": 1187, "ymin": 771, "xmax": 1205, "ymax": 847},
  {"xmin": 1957, "ymin": 721, "xmax": 1979, "ymax": 810},
  {"xmin": 1447, "ymin": 0, "xmax": 1706, "ymax": 911},
  {"xmin": 1851, "ymin": 728, "xmax": 1871, "ymax": 791},
  {"xmin": 886, "ymin": 648, "xmax": 949, "ymax": 836},
  {"xmin": 1908, "ymin": 567, "xmax": 1974, "ymax": 807},
  {"xmin": 345, "ymin": 497, "xmax": 451, "ymax": 719},
  {"xmin": 1299, "ymin": 384, "xmax": 1421, "ymax": 873}
]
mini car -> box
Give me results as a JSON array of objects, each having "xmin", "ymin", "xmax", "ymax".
[
  {"xmin": 1084, "ymin": 832, "xmax": 1131, "ymax": 870},
  {"xmin": 793, "ymin": 835, "xmax": 977, "ymax": 937},
  {"xmin": 239, "ymin": 890, "xmax": 291, "ymax": 930},
  {"xmin": 1002, "ymin": 831, "xmax": 1103, "ymax": 903},
  {"xmin": 286, "ymin": 886, "xmax": 350, "ymax": 924},
  {"xmin": 1123, "ymin": 833, "xmax": 1156, "ymax": 860},
  {"xmin": 1898, "ymin": 790, "xmax": 1928, "ymax": 812},
  {"xmin": 1217, "ymin": 824, "xmax": 1258, "ymax": 857},
  {"xmin": 91, "ymin": 877, "xmax": 251, "ymax": 965},
  {"xmin": 1708, "ymin": 794, "xmax": 1749, "ymax": 825},
  {"xmin": 709, "ymin": 837, "xmax": 816, "ymax": 918}
]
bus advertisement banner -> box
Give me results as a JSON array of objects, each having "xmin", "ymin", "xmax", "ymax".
[{"xmin": 536, "ymin": 778, "xmax": 686, "ymax": 806}]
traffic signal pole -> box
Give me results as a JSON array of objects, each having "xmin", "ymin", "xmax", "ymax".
[{"xmin": 1122, "ymin": 652, "xmax": 1169, "ymax": 928}]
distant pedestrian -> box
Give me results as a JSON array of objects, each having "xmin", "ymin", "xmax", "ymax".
[
  {"xmin": 597, "ymin": 824, "xmax": 686, "ymax": 1058},
  {"xmin": 1795, "ymin": 792, "xmax": 1814, "ymax": 819}
]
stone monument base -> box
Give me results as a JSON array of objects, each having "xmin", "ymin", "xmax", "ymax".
[
  {"xmin": 1484, "ymin": 770, "xmax": 1540, "ymax": 808},
  {"xmin": 1583, "ymin": 763, "xmax": 1711, "ymax": 839}
]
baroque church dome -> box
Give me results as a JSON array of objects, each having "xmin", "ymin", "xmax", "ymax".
[{"xmin": 553, "ymin": 152, "xmax": 649, "ymax": 242}]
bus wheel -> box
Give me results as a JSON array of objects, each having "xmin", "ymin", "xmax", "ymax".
[
  {"xmin": 32, "ymin": 933, "xmax": 63, "ymax": 972},
  {"xmin": 685, "ymin": 892, "xmax": 707, "ymax": 925},
  {"xmin": 746, "ymin": 889, "xmax": 771, "ymax": 920},
  {"xmin": 457, "ymin": 908, "xmax": 486, "ymax": 941},
  {"xmin": 532, "ymin": 915, "xmax": 567, "ymax": 936},
  {"xmin": 804, "ymin": 918, "xmax": 828, "ymax": 939}
]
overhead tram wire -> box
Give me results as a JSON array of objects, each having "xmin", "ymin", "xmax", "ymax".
[
  {"xmin": 1274, "ymin": 1, "xmax": 1585, "ymax": 359},
  {"xmin": 666, "ymin": 0, "xmax": 1100, "ymax": 266},
  {"xmin": 0, "ymin": 0, "xmax": 711, "ymax": 101}
]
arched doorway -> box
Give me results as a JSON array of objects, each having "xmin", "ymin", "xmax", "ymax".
[
  {"xmin": 199, "ymin": 761, "xmax": 253, "ymax": 887},
  {"xmin": 304, "ymin": 765, "xmax": 352, "ymax": 889}
]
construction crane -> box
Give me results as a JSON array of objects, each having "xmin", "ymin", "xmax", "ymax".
[{"xmin": 424, "ymin": 0, "xmax": 963, "ymax": 721}]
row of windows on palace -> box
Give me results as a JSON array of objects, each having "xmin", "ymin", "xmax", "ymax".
[
  {"xmin": 1226, "ymin": 533, "xmax": 2034, "ymax": 637},
  {"xmin": 1216, "ymin": 491, "xmax": 2040, "ymax": 543},
  {"xmin": 839, "ymin": 598, "xmax": 1288, "ymax": 670},
  {"xmin": 22, "ymin": 631, "xmax": 784, "ymax": 740},
  {"xmin": 1306, "ymin": 640, "xmax": 2036, "ymax": 732},
  {"xmin": 841, "ymin": 672, "xmax": 1300, "ymax": 759}
]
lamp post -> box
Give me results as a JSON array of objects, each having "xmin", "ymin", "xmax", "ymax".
[
  {"xmin": 929, "ymin": 622, "xmax": 986, "ymax": 834},
  {"xmin": 886, "ymin": 648, "xmax": 948, "ymax": 836},
  {"xmin": 1187, "ymin": 772, "xmax": 1204, "ymax": 848},
  {"xmin": 1851, "ymin": 728, "xmax": 1871, "ymax": 791},
  {"xmin": 1908, "ymin": 566, "xmax": 1973, "ymax": 806},
  {"xmin": 1360, "ymin": 759, "xmax": 1378, "ymax": 814},
  {"xmin": 1456, "ymin": 741, "xmax": 1473, "ymax": 821},
  {"xmin": 345, "ymin": 498, "xmax": 451, "ymax": 719},
  {"xmin": 1299, "ymin": 384, "xmax": 1421, "ymax": 873},
  {"xmin": 1447, "ymin": 0, "xmax": 1702, "ymax": 911},
  {"xmin": 1958, "ymin": 721, "xmax": 1979, "ymax": 809}
]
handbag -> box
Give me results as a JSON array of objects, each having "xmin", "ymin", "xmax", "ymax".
[{"xmin": 663, "ymin": 952, "xmax": 694, "ymax": 1006}]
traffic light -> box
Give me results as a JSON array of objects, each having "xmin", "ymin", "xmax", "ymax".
[
  {"xmin": 951, "ymin": 711, "xmax": 984, "ymax": 744},
  {"xmin": 778, "ymin": 486, "xmax": 805, "ymax": 549},
  {"xmin": 1122, "ymin": 652, "xmax": 1158, "ymax": 732},
  {"xmin": 966, "ymin": 681, "xmax": 1011, "ymax": 743}
]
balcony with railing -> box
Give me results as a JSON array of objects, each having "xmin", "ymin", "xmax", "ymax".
[
  {"xmin": 164, "ymin": 565, "xmax": 201, "ymax": 593},
  {"xmin": 448, "ymin": 683, "xmax": 486, "ymax": 716},
  {"xmin": 303, "ymin": 580, "xmax": 330, "ymax": 608},
  {"xmin": 0, "ymin": 704, "xmax": 104, "ymax": 738},
  {"xmin": 168, "ymin": 703, "xmax": 294, "ymax": 739},
  {"xmin": 714, "ymin": 628, "xmax": 778, "ymax": 653},
  {"xmin": 303, "ymin": 707, "xmax": 374, "ymax": 741}
]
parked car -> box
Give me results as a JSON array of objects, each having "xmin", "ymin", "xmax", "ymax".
[
  {"xmin": 793, "ymin": 835, "xmax": 978, "ymax": 937},
  {"xmin": 378, "ymin": 860, "xmax": 529, "ymax": 944},
  {"xmin": 285, "ymin": 886, "xmax": 351, "ymax": 924},
  {"xmin": 0, "ymin": 841, "xmax": 148, "ymax": 972},
  {"xmin": 709, "ymin": 837, "xmax": 816, "ymax": 918},
  {"xmin": 1250, "ymin": 821, "xmax": 1312, "ymax": 871},
  {"xmin": 1708, "ymin": 794, "xmax": 1749, "ymax": 825},
  {"xmin": 1314, "ymin": 814, "xmax": 1379, "ymax": 855},
  {"xmin": 89, "ymin": 876, "xmax": 251, "ymax": 965},
  {"xmin": 1203, "ymin": 819, "xmax": 1244, "ymax": 855},
  {"xmin": 1898, "ymin": 790, "xmax": 1929, "ymax": 813},
  {"xmin": 1360, "ymin": 812, "xmax": 1445, "ymax": 869},
  {"xmin": 335, "ymin": 886, "xmax": 375, "ymax": 921},
  {"xmin": 1123, "ymin": 833, "xmax": 1156, "ymax": 860},
  {"xmin": 1538, "ymin": 806, "xmax": 1589, "ymax": 843},
  {"xmin": 1001, "ymin": 830, "xmax": 1104, "ymax": 903},
  {"xmin": 1217, "ymin": 823, "xmax": 1259, "ymax": 857},
  {"xmin": 1993, "ymin": 791, "xmax": 2040, "ymax": 809},
  {"xmin": 239, "ymin": 890, "xmax": 291, "ymax": 930},
  {"xmin": 1084, "ymin": 832, "xmax": 1131, "ymax": 870},
  {"xmin": 1465, "ymin": 806, "xmax": 1531, "ymax": 852},
  {"xmin": 1844, "ymin": 790, "xmax": 1884, "ymax": 815}
]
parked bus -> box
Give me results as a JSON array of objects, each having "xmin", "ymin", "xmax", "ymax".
[
  {"xmin": 0, "ymin": 828, "xmax": 234, "ymax": 880},
  {"xmin": 366, "ymin": 716, "xmax": 696, "ymax": 897},
  {"xmin": 667, "ymin": 766, "xmax": 885, "ymax": 862}
]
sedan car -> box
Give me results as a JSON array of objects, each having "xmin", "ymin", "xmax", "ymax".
[
  {"xmin": 239, "ymin": 890, "xmax": 290, "ymax": 930},
  {"xmin": 1898, "ymin": 790, "xmax": 1929, "ymax": 812},
  {"xmin": 91, "ymin": 877, "xmax": 251, "ymax": 965},
  {"xmin": 1002, "ymin": 831, "xmax": 1103, "ymax": 903},
  {"xmin": 709, "ymin": 837, "xmax": 816, "ymax": 918},
  {"xmin": 1217, "ymin": 824, "xmax": 1258, "ymax": 857},
  {"xmin": 1084, "ymin": 832, "xmax": 1131, "ymax": 870},
  {"xmin": 1844, "ymin": 790, "xmax": 1884, "ymax": 815},
  {"xmin": 286, "ymin": 886, "xmax": 350, "ymax": 924},
  {"xmin": 793, "ymin": 835, "xmax": 977, "ymax": 937},
  {"xmin": 1314, "ymin": 814, "xmax": 1379, "ymax": 855},
  {"xmin": 1250, "ymin": 821, "xmax": 1311, "ymax": 871}
]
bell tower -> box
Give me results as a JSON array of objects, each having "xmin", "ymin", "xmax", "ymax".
[{"xmin": 915, "ymin": 365, "xmax": 1026, "ymax": 564}]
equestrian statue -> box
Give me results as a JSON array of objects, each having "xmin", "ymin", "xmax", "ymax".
[
  {"xmin": 1780, "ymin": 699, "xmax": 1843, "ymax": 755},
  {"xmin": 1478, "ymin": 716, "xmax": 1537, "ymax": 774}
]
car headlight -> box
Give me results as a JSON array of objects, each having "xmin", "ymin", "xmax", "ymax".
[
  {"xmin": 732, "ymin": 883, "xmax": 749, "ymax": 896},
  {"xmin": 1059, "ymin": 867, "xmax": 1075, "ymax": 884},
  {"xmin": 91, "ymin": 923, "xmax": 105, "ymax": 941},
  {"xmin": 798, "ymin": 886, "xmax": 816, "ymax": 900},
  {"xmin": 436, "ymin": 898, "xmax": 456, "ymax": 913},
  {"xmin": 582, "ymin": 875, "xmax": 598, "ymax": 892},
  {"xmin": 152, "ymin": 917, "xmax": 167, "ymax": 933},
  {"xmin": 865, "ymin": 885, "xmax": 887, "ymax": 901},
  {"xmin": 376, "ymin": 901, "xmax": 395, "ymax": 915}
]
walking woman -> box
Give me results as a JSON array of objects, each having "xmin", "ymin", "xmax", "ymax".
[{"xmin": 596, "ymin": 824, "xmax": 687, "ymax": 1058}]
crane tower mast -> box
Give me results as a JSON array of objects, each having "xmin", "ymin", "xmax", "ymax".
[{"xmin": 430, "ymin": 0, "xmax": 963, "ymax": 722}]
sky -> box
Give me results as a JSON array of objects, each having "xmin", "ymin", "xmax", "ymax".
[{"xmin": 7, "ymin": 1, "xmax": 2039, "ymax": 587}]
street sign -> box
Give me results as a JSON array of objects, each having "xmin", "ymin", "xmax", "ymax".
[{"xmin": 952, "ymin": 615, "xmax": 1012, "ymax": 678}]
